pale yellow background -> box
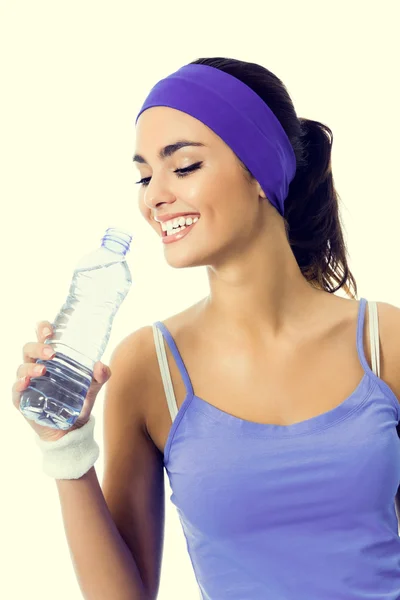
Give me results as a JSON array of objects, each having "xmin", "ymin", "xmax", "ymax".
[{"xmin": 1, "ymin": 1, "xmax": 399, "ymax": 598}]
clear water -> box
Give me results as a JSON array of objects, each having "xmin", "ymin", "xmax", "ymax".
[
  {"xmin": 19, "ymin": 350, "xmax": 94, "ymax": 430},
  {"xmin": 19, "ymin": 229, "xmax": 132, "ymax": 430}
]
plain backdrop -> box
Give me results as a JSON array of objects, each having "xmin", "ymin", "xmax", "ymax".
[{"xmin": 1, "ymin": 1, "xmax": 399, "ymax": 598}]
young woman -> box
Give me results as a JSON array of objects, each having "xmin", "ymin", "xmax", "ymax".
[{"xmin": 15, "ymin": 57, "xmax": 400, "ymax": 599}]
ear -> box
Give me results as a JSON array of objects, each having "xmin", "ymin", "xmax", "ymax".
[{"xmin": 255, "ymin": 181, "xmax": 267, "ymax": 200}]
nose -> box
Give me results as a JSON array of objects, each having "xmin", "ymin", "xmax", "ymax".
[{"xmin": 143, "ymin": 176, "xmax": 176, "ymax": 211}]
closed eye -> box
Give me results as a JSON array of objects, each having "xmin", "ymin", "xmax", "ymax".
[{"xmin": 135, "ymin": 161, "xmax": 203, "ymax": 187}]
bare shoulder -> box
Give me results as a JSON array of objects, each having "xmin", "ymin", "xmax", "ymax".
[
  {"xmin": 110, "ymin": 325, "xmax": 159, "ymax": 389},
  {"xmin": 374, "ymin": 299, "xmax": 400, "ymax": 345},
  {"xmin": 375, "ymin": 299, "xmax": 400, "ymax": 320},
  {"xmin": 373, "ymin": 300, "xmax": 400, "ymax": 402},
  {"xmin": 111, "ymin": 300, "xmax": 206, "ymax": 428},
  {"xmin": 102, "ymin": 325, "xmax": 160, "ymax": 453}
]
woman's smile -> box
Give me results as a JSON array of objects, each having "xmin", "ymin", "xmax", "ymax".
[{"xmin": 161, "ymin": 216, "xmax": 200, "ymax": 244}]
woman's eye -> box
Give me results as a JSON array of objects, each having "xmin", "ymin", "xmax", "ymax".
[
  {"xmin": 135, "ymin": 176, "xmax": 151, "ymax": 187},
  {"xmin": 135, "ymin": 161, "xmax": 203, "ymax": 187}
]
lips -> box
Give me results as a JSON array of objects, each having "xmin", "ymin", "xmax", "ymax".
[
  {"xmin": 154, "ymin": 212, "xmax": 200, "ymax": 223},
  {"xmin": 160, "ymin": 215, "xmax": 200, "ymax": 237},
  {"xmin": 161, "ymin": 218, "xmax": 199, "ymax": 244}
]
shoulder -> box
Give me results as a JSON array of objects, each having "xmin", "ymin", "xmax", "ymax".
[
  {"xmin": 111, "ymin": 325, "xmax": 156, "ymax": 370},
  {"xmin": 374, "ymin": 299, "xmax": 400, "ymax": 340},
  {"xmin": 373, "ymin": 300, "xmax": 400, "ymax": 401},
  {"xmin": 106, "ymin": 325, "xmax": 159, "ymax": 423},
  {"xmin": 109, "ymin": 302, "xmax": 201, "ymax": 418}
]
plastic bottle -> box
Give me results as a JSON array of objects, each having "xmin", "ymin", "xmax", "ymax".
[{"xmin": 20, "ymin": 227, "xmax": 133, "ymax": 430}]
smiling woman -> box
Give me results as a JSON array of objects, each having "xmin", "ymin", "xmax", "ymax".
[
  {"xmin": 125, "ymin": 57, "xmax": 400, "ymax": 600},
  {"xmin": 133, "ymin": 59, "xmax": 354, "ymax": 296},
  {"xmin": 133, "ymin": 138, "xmax": 206, "ymax": 245},
  {"xmin": 43, "ymin": 55, "xmax": 400, "ymax": 600}
]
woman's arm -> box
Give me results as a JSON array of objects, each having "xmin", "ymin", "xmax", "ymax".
[
  {"xmin": 56, "ymin": 466, "xmax": 148, "ymax": 600},
  {"xmin": 55, "ymin": 327, "xmax": 165, "ymax": 600}
]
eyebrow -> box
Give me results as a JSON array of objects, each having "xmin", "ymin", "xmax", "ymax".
[{"xmin": 132, "ymin": 140, "xmax": 206, "ymax": 164}]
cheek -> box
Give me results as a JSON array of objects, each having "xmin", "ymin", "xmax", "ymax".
[
  {"xmin": 216, "ymin": 179, "xmax": 257, "ymax": 235},
  {"xmin": 194, "ymin": 168, "xmax": 233, "ymax": 206},
  {"xmin": 138, "ymin": 194, "xmax": 151, "ymax": 220},
  {"xmin": 207, "ymin": 171, "xmax": 250, "ymax": 214}
]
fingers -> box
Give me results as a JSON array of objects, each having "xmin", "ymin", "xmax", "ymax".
[
  {"xmin": 97, "ymin": 362, "xmax": 111, "ymax": 381},
  {"xmin": 68, "ymin": 362, "xmax": 112, "ymax": 426},
  {"xmin": 12, "ymin": 369, "xmax": 30, "ymax": 409},
  {"xmin": 36, "ymin": 321, "xmax": 54, "ymax": 341},
  {"xmin": 88, "ymin": 362, "xmax": 112, "ymax": 392},
  {"xmin": 19, "ymin": 341, "xmax": 55, "ymax": 376},
  {"xmin": 16, "ymin": 360, "xmax": 47, "ymax": 381},
  {"xmin": 22, "ymin": 322, "xmax": 54, "ymax": 364},
  {"xmin": 80, "ymin": 362, "xmax": 111, "ymax": 411},
  {"xmin": 13, "ymin": 322, "xmax": 55, "ymax": 411},
  {"xmin": 13, "ymin": 317, "xmax": 112, "ymax": 416}
]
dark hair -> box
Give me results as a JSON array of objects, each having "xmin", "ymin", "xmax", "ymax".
[{"xmin": 190, "ymin": 57, "xmax": 357, "ymax": 300}]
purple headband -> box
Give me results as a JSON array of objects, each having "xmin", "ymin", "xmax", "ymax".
[{"xmin": 135, "ymin": 63, "xmax": 297, "ymax": 216}]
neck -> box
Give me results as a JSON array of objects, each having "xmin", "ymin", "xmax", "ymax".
[{"xmin": 201, "ymin": 211, "xmax": 328, "ymax": 344}]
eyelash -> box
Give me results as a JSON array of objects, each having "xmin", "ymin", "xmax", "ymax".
[{"xmin": 135, "ymin": 161, "xmax": 203, "ymax": 187}]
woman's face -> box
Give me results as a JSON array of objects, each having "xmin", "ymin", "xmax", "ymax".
[{"xmin": 134, "ymin": 106, "xmax": 266, "ymax": 269}]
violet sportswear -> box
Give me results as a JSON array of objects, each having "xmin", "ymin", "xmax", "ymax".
[{"xmin": 152, "ymin": 298, "xmax": 400, "ymax": 599}]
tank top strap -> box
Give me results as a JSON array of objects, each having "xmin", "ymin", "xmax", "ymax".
[
  {"xmin": 357, "ymin": 297, "xmax": 381, "ymax": 377},
  {"xmin": 152, "ymin": 321, "xmax": 194, "ymax": 421},
  {"xmin": 152, "ymin": 299, "xmax": 381, "ymax": 424}
]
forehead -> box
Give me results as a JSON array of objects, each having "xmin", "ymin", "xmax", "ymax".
[{"xmin": 135, "ymin": 106, "xmax": 213, "ymax": 146}]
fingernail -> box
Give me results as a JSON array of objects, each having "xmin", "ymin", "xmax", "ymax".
[{"xmin": 43, "ymin": 327, "xmax": 52, "ymax": 337}]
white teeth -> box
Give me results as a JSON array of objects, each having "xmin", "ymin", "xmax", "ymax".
[
  {"xmin": 167, "ymin": 225, "xmax": 186, "ymax": 236},
  {"xmin": 161, "ymin": 216, "xmax": 199, "ymax": 232}
]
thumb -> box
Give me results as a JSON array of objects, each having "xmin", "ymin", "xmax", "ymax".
[
  {"xmin": 93, "ymin": 361, "xmax": 111, "ymax": 385},
  {"xmin": 73, "ymin": 362, "xmax": 112, "ymax": 428},
  {"xmin": 83, "ymin": 362, "xmax": 111, "ymax": 407}
]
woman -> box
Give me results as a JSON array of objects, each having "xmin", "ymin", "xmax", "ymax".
[{"xmin": 15, "ymin": 57, "xmax": 400, "ymax": 599}]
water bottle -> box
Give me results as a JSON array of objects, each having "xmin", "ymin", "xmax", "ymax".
[{"xmin": 20, "ymin": 227, "xmax": 133, "ymax": 431}]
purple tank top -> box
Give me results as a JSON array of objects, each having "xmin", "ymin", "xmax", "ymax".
[{"xmin": 154, "ymin": 297, "xmax": 400, "ymax": 599}]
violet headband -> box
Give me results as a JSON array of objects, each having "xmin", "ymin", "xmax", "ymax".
[{"xmin": 135, "ymin": 63, "xmax": 297, "ymax": 217}]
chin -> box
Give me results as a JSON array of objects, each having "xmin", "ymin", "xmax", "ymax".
[
  {"xmin": 162, "ymin": 236, "xmax": 214, "ymax": 269},
  {"xmin": 162, "ymin": 232, "xmax": 233, "ymax": 271},
  {"xmin": 163, "ymin": 249, "xmax": 207, "ymax": 270}
]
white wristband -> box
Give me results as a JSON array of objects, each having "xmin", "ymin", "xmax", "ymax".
[{"xmin": 35, "ymin": 414, "xmax": 100, "ymax": 479}]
